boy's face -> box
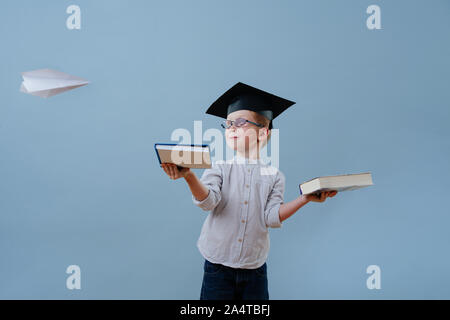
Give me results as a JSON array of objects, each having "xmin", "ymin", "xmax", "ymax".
[{"xmin": 224, "ymin": 110, "xmax": 269, "ymax": 154}]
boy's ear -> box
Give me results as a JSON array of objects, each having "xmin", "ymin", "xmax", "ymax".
[{"xmin": 258, "ymin": 127, "xmax": 269, "ymax": 140}]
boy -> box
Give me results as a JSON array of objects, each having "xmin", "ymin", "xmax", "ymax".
[{"xmin": 161, "ymin": 82, "xmax": 338, "ymax": 300}]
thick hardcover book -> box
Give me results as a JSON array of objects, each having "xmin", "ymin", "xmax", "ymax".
[{"xmin": 299, "ymin": 172, "xmax": 373, "ymax": 195}]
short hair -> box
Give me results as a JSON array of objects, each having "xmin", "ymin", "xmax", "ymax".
[{"xmin": 251, "ymin": 111, "xmax": 271, "ymax": 148}]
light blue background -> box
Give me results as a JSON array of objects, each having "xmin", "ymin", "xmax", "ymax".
[{"xmin": 1, "ymin": 0, "xmax": 449, "ymax": 299}]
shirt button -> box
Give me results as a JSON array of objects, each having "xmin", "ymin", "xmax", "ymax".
[
  {"xmin": 244, "ymin": 201, "xmax": 248, "ymax": 205},
  {"xmin": 238, "ymin": 238, "xmax": 242, "ymax": 242},
  {"xmin": 248, "ymin": 169, "xmax": 250, "ymax": 173},
  {"xmin": 245, "ymin": 184, "xmax": 249, "ymax": 188}
]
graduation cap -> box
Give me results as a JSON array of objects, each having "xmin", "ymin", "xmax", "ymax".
[{"xmin": 206, "ymin": 82, "xmax": 295, "ymax": 129}]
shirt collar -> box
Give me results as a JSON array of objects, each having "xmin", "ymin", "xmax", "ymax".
[{"xmin": 232, "ymin": 154, "xmax": 266, "ymax": 165}]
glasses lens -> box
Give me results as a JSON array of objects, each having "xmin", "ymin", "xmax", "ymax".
[
  {"xmin": 234, "ymin": 118, "xmax": 247, "ymax": 127},
  {"xmin": 222, "ymin": 120, "xmax": 232, "ymax": 129}
]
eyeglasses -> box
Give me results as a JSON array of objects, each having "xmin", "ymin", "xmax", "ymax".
[{"xmin": 221, "ymin": 118, "xmax": 264, "ymax": 129}]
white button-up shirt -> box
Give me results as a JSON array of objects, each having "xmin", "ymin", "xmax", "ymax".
[{"xmin": 192, "ymin": 155, "xmax": 285, "ymax": 269}]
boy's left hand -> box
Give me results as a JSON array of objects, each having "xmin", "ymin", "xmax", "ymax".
[{"xmin": 306, "ymin": 190, "xmax": 338, "ymax": 203}]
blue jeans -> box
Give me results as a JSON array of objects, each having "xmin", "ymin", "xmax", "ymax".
[{"xmin": 200, "ymin": 259, "xmax": 269, "ymax": 300}]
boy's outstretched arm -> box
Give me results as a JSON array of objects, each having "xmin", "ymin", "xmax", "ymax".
[
  {"xmin": 184, "ymin": 170, "xmax": 209, "ymax": 202},
  {"xmin": 279, "ymin": 191, "xmax": 338, "ymax": 222},
  {"xmin": 161, "ymin": 163, "xmax": 209, "ymax": 202}
]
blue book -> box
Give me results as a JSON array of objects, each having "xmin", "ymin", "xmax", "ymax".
[{"xmin": 154, "ymin": 143, "xmax": 212, "ymax": 169}]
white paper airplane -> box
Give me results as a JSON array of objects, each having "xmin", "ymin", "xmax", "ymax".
[{"xmin": 20, "ymin": 68, "xmax": 89, "ymax": 98}]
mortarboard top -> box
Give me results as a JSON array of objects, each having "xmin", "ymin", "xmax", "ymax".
[{"xmin": 206, "ymin": 82, "xmax": 295, "ymax": 129}]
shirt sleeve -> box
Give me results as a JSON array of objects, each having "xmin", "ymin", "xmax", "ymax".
[
  {"xmin": 192, "ymin": 163, "xmax": 223, "ymax": 211},
  {"xmin": 264, "ymin": 169, "xmax": 285, "ymax": 228}
]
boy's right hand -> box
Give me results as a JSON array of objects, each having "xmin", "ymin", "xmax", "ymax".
[{"xmin": 161, "ymin": 163, "xmax": 191, "ymax": 180}]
